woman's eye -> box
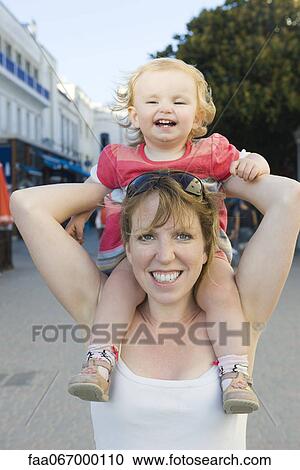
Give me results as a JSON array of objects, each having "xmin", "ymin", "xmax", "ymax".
[
  {"xmin": 146, "ymin": 101, "xmax": 158, "ymax": 104},
  {"xmin": 177, "ymin": 233, "xmax": 192, "ymax": 240},
  {"xmin": 138, "ymin": 234, "xmax": 154, "ymax": 241},
  {"xmin": 174, "ymin": 102, "xmax": 186, "ymax": 105}
]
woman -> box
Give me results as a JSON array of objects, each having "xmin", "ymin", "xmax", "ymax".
[{"xmin": 10, "ymin": 172, "xmax": 300, "ymax": 449}]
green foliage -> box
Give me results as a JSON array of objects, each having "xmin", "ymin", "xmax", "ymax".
[{"xmin": 151, "ymin": 0, "xmax": 300, "ymax": 177}]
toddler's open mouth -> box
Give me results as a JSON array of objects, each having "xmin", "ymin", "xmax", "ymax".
[{"xmin": 154, "ymin": 119, "xmax": 177, "ymax": 127}]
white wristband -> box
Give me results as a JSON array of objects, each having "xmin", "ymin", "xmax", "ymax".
[{"xmin": 239, "ymin": 149, "xmax": 250, "ymax": 159}]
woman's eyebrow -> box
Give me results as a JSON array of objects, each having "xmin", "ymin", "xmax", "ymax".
[{"xmin": 132, "ymin": 227, "xmax": 154, "ymax": 235}]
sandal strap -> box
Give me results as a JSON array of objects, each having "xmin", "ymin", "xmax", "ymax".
[
  {"xmin": 221, "ymin": 371, "xmax": 253, "ymax": 386},
  {"xmin": 84, "ymin": 358, "xmax": 113, "ymax": 374}
]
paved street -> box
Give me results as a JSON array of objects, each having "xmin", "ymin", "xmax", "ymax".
[{"xmin": 0, "ymin": 228, "xmax": 299, "ymax": 450}]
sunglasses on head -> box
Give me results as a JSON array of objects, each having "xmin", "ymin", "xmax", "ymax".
[{"xmin": 126, "ymin": 170, "xmax": 205, "ymax": 199}]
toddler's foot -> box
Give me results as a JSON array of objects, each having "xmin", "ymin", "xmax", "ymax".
[
  {"xmin": 217, "ymin": 354, "xmax": 259, "ymax": 414},
  {"xmin": 221, "ymin": 371, "xmax": 259, "ymax": 414},
  {"xmin": 68, "ymin": 346, "xmax": 118, "ymax": 402}
]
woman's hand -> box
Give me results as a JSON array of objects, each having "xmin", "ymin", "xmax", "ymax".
[{"xmin": 65, "ymin": 210, "xmax": 94, "ymax": 244}]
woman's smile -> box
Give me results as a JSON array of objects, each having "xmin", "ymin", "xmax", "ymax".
[{"xmin": 149, "ymin": 270, "xmax": 183, "ymax": 286}]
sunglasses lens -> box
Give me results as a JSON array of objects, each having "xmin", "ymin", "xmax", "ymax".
[
  {"xmin": 127, "ymin": 171, "xmax": 203, "ymax": 198},
  {"xmin": 127, "ymin": 173, "xmax": 156, "ymax": 197}
]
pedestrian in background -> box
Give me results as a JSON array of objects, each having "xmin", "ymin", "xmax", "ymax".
[{"xmin": 95, "ymin": 206, "xmax": 106, "ymax": 239}]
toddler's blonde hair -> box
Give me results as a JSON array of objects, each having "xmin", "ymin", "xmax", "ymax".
[{"xmin": 111, "ymin": 58, "xmax": 216, "ymax": 146}]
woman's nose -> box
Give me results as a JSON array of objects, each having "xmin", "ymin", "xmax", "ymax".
[{"xmin": 155, "ymin": 240, "xmax": 176, "ymax": 264}]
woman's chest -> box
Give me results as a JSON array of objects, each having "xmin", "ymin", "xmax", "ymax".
[
  {"xmin": 121, "ymin": 336, "xmax": 215, "ymax": 380},
  {"xmin": 122, "ymin": 310, "xmax": 216, "ymax": 379}
]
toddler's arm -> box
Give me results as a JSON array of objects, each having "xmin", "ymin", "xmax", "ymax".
[{"xmin": 65, "ymin": 176, "xmax": 108, "ymax": 243}]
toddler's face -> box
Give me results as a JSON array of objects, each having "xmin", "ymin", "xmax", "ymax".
[{"xmin": 129, "ymin": 69, "xmax": 198, "ymax": 148}]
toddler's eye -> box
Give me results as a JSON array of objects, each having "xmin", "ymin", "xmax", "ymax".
[
  {"xmin": 174, "ymin": 102, "xmax": 186, "ymax": 105},
  {"xmin": 177, "ymin": 233, "xmax": 192, "ymax": 240},
  {"xmin": 146, "ymin": 101, "xmax": 158, "ymax": 104}
]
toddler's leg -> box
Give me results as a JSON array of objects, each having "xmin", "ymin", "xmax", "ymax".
[
  {"xmin": 90, "ymin": 257, "xmax": 146, "ymax": 346},
  {"xmin": 195, "ymin": 255, "xmax": 259, "ymax": 414},
  {"xmin": 68, "ymin": 257, "xmax": 146, "ymax": 402}
]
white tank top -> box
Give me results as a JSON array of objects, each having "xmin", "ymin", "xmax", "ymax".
[{"xmin": 91, "ymin": 358, "xmax": 247, "ymax": 450}]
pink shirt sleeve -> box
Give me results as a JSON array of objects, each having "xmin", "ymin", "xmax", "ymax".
[
  {"xmin": 211, "ymin": 134, "xmax": 240, "ymax": 181},
  {"xmin": 95, "ymin": 145, "xmax": 119, "ymax": 189}
]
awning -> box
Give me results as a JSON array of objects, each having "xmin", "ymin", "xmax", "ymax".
[
  {"xmin": 18, "ymin": 163, "xmax": 42, "ymax": 177},
  {"xmin": 40, "ymin": 154, "xmax": 89, "ymax": 177},
  {"xmin": 40, "ymin": 154, "xmax": 63, "ymax": 170},
  {"xmin": 60, "ymin": 159, "xmax": 89, "ymax": 177}
]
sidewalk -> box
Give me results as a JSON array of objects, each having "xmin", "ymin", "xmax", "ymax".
[{"xmin": 0, "ymin": 229, "xmax": 299, "ymax": 449}]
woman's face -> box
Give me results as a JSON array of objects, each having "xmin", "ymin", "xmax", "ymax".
[{"xmin": 126, "ymin": 193, "xmax": 208, "ymax": 306}]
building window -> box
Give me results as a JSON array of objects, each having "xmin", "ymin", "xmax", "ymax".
[
  {"xmin": 35, "ymin": 115, "xmax": 39, "ymax": 140},
  {"xmin": 17, "ymin": 107, "xmax": 22, "ymax": 134},
  {"xmin": 5, "ymin": 43, "xmax": 12, "ymax": 59},
  {"xmin": 6, "ymin": 101, "xmax": 11, "ymax": 131},
  {"xmin": 100, "ymin": 133, "xmax": 110, "ymax": 151},
  {"xmin": 66, "ymin": 119, "xmax": 70, "ymax": 153},
  {"xmin": 16, "ymin": 52, "xmax": 22, "ymax": 67},
  {"xmin": 61, "ymin": 114, "xmax": 64, "ymax": 151},
  {"xmin": 71, "ymin": 123, "xmax": 79, "ymax": 156},
  {"xmin": 25, "ymin": 61, "xmax": 31, "ymax": 76},
  {"xmin": 26, "ymin": 111, "xmax": 30, "ymax": 138},
  {"xmin": 34, "ymin": 68, "xmax": 39, "ymax": 81}
]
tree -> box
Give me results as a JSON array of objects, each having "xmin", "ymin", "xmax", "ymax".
[{"xmin": 151, "ymin": 0, "xmax": 300, "ymax": 177}]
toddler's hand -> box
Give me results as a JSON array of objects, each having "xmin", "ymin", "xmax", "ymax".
[
  {"xmin": 65, "ymin": 212, "xmax": 90, "ymax": 244},
  {"xmin": 230, "ymin": 157, "xmax": 265, "ymax": 181}
]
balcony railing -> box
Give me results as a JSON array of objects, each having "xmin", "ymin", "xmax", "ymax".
[{"xmin": 0, "ymin": 51, "xmax": 50, "ymax": 100}]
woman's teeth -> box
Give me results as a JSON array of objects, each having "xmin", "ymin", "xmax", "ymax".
[{"xmin": 151, "ymin": 271, "xmax": 181, "ymax": 283}]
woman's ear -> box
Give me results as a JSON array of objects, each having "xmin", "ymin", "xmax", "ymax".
[
  {"xmin": 128, "ymin": 106, "xmax": 140, "ymax": 129},
  {"xmin": 202, "ymin": 252, "xmax": 208, "ymax": 265}
]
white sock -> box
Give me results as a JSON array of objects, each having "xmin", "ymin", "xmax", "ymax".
[
  {"xmin": 218, "ymin": 354, "xmax": 249, "ymax": 391},
  {"xmin": 86, "ymin": 344, "xmax": 117, "ymax": 381}
]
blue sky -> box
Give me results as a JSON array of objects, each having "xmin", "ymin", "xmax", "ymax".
[{"xmin": 3, "ymin": 0, "xmax": 224, "ymax": 105}]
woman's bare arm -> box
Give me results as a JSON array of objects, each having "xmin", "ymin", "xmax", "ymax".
[
  {"xmin": 223, "ymin": 175, "xmax": 300, "ymax": 326},
  {"xmin": 10, "ymin": 183, "xmax": 111, "ymax": 327}
]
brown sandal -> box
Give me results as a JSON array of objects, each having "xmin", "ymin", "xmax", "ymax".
[
  {"xmin": 221, "ymin": 371, "xmax": 260, "ymax": 414},
  {"xmin": 68, "ymin": 357, "xmax": 113, "ymax": 402}
]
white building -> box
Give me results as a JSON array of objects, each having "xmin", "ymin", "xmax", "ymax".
[{"xmin": 0, "ymin": 1, "xmax": 125, "ymax": 175}]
